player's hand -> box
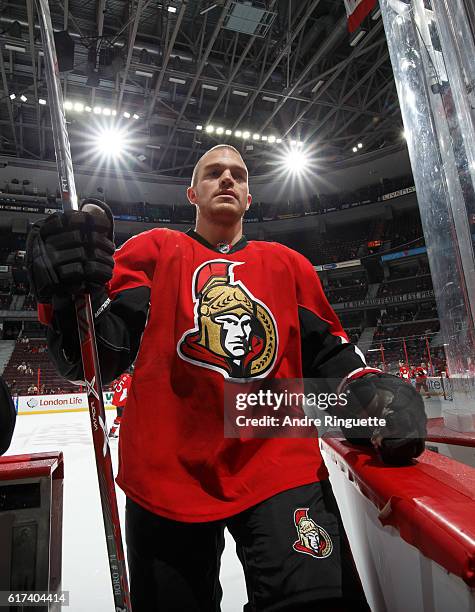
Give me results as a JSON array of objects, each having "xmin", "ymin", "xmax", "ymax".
[
  {"xmin": 26, "ymin": 199, "xmax": 115, "ymax": 301},
  {"xmin": 342, "ymin": 373, "xmax": 427, "ymax": 465}
]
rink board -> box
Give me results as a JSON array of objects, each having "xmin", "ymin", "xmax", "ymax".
[
  {"xmin": 320, "ymin": 438, "xmax": 475, "ymax": 612},
  {"xmin": 15, "ymin": 392, "xmax": 115, "ymax": 414}
]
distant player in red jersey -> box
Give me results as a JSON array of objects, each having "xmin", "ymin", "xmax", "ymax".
[
  {"xmin": 398, "ymin": 360, "xmax": 411, "ymax": 380},
  {"xmin": 27, "ymin": 145, "xmax": 427, "ymax": 612},
  {"xmin": 413, "ymin": 362, "xmax": 431, "ymax": 398},
  {"xmin": 109, "ymin": 369, "xmax": 132, "ymax": 438}
]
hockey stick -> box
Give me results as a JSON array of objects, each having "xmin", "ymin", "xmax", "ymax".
[{"xmin": 35, "ymin": 1, "xmax": 131, "ymax": 610}]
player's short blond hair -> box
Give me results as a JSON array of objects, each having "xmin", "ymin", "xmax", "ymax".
[{"xmin": 191, "ymin": 144, "xmax": 246, "ymax": 187}]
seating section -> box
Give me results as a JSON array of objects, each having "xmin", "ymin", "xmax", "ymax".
[
  {"xmin": 2, "ymin": 338, "xmax": 79, "ymax": 395},
  {"xmin": 0, "ymin": 293, "xmax": 12, "ymax": 310},
  {"xmin": 368, "ymin": 320, "xmax": 441, "ymax": 372},
  {"xmin": 326, "ymin": 277, "xmax": 368, "ymax": 303},
  {"xmin": 378, "ymin": 274, "xmax": 433, "ymax": 297}
]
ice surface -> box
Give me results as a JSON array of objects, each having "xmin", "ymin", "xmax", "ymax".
[{"xmin": 7, "ymin": 410, "xmax": 247, "ymax": 611}]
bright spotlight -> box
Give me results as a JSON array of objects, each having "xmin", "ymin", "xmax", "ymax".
[
  {"xmin": 357, "ymin": 142, "xmax": 363, "ymax": 149},
  {"xmin": 261, "ymin": 135, "xmax": 268, "ymax": 141},
  {"xmin": 124, "ymin": 112, "xmax": 131, "ymax": 118},
  {"xmin": 20, "ymin": 94, "xmax": 27, "ymax": 102},
  {"xmin": 9, "ymin": 93, "xmax": 16, "ymax": 100},
  {"xmin": 112, "ymin": 110, "xmax": 117, "ymax": 116},
  {"xmin": 38, "ymin": 98, "xmax": 47, "ymax": 105},
  {"xmin": 206, "ymin": 125, "xmax": 214, "ymax": 133},
  {"xmin": 285, "ymin": 149, "xmax": 308, "ymax": 174},
  {"xmin": 290, "ymin": 139, "xmax": 297, "ymax": 146},
  {"xmin": 216, "ymin": 127, "xmax": 224, "ymax": 135},
  {"xmin": 268, "ymin": 135, "xmax": 276, "ymax": 144},
  {"xmin": 93, "ymin": 128, "xmax": 127, "ymax": 158},
  {"xmin": 225, "ymin": 129, "xmax": 232, "ymax": 135},
  {"xmin": 102, "ymin": 107, "xmax": 111, "ymax": 116},
  {"xmin": 253, "ymin": 133, "xmax": 260, "ymax": 140},
  {"xmin": 133, "ymin": 113, "xmax": 139, "ymax": 119},
  {"xmin": 352, "ymin": 147, "xmax": 358, "ymax": 153},
  {"xmin": 85, "ymin": 105, "xmax": 92, "ymax": 112},
  {"xmin": 276, "ymin": 138, "xmax": 282, "ymax": 143},
  {"xmin": 235, "ymin": 130, "xmax": 242, "ymax": 137},
  {"xmin": 196, "ymin": 124, "xmax": 202, "ymax": 130},
  {"xmin": 65, "ymin": 101, "xmax": 73, "ymax": 110},
  {"xmin": 242, "ymin": 131, "xmax": 250, "ymax": 139},
  {"xmin": 93, "ymin": 106, "xmax": 102, "ymax": 114},
  {"xmin": 74, "ymin": 102, "xmax": 84, "ymax": 112}
]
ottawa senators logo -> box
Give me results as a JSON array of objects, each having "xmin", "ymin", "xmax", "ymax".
[
  {"xmin": 293, "ymin": 508, "xmax": 333, "ymax": 559},
  {"xmin": 177, "ymin": 260, "xmax": 278, "ymax": 378}
]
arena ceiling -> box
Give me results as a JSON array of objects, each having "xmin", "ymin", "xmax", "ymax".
[{"xmin": 0, "ymin": 0, "xmax": 404, "ymax": 179}]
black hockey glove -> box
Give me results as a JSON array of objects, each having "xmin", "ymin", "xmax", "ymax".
[
  {"xmin": 26, "ymin": 199, "xmax": 115, "ymax": 301},
  {"xmin": 341, "ymin": 373, "xmax": 427, "ymax": 465}
]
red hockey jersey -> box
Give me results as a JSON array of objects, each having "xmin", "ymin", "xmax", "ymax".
[
  {"xmin": 106, "ymin": 229, "xmax": 369, "ymax": 522},
  {"xmin": 413, "ymin": 366, "xmax": 428, "ymax": 383},
  {"xmin": 40, "ymin": 228, "xmax": 371, "ymax": 522},
  {"xmin": 112, "ymin": 373, "xmax": 132, "ymax": 407}
]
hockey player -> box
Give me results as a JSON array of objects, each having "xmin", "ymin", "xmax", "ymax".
[
  {"xmin": 398, "ymin": 359, "xmax": 411, "ymax": 380},
  {"xmin": 26, "ymin": 145, "xmax": 426, "ymax": 611},
  {"xmin": 109, "ymin": 368, "xmax": 132, "ymax": 438},
  {"xmin": 413, "ymin": 362, "xmax": 431, "ymax": 399}
]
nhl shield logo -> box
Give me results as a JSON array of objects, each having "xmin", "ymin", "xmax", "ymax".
[
  {"xmin": 293, "ymin": 508, "xmax": 333, "ymax": 559},
  {"xmin": 177, "ymin": 259, "xmax": 278, "ymax": 379}
]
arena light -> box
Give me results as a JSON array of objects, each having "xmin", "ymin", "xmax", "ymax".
[
  {"xmin": 102, "ymin": 107, "xmax": 111, "ymax": 116},
  {"xmin": 74, "ymin": 102, "xmax": 84, "ymax": 112},
  {"xmin": 235, "ymin": 130, "xmax": 242, "ymax": 137},
  {"xmin": 93, "ymin": 127, "xmax": 128, "ymax": 159},
  {"xmin": 311, "ymin": 80, "xmax": 325, "ymax": 94},
  {"xmin": 216, "ymin": 127, "xmax": 224, "ymax": 135},
  {"xmin": 242, "ymin": 131, "xmax": 250, "ymax": 139},
  {"xmin": 93, "ymin": 106, "xmax": 102, "ymax": 114},
  {"xmin": 64, "ymin": 100, "xmax": 73, "ymax": 110},
  {"xmin": 5, "ymin": 44, "xmax": 26, "ymax": 53},
  {"xmin": 261, "ymin": 135, "xmax": 268, "ymax": 141},
  {"xmin": 9, "ymin": 93, "xmax": 16, "ymax": 100},
  {"xmin": 349, "ymin": 28, "xmax": 367, "ymax": 47},
  {"xmin": 196, "ymin": 124, "xmax": 202, "ymax": 130},
  {"xmin": 225, "ymin": 129, "xmax": 232, "ymax": 135},
  {"xmin": 133, "ymin": 113, "xmax": 140, "ymax": 119},
  {"xmin": 276, "ymin": 138, "xmax": 282, "ymax": 143},
  {"xmin": 357, "ymin": 142, "xmax": 363, "ymax": 149},
  {"xmin": 268, "ymin": 135, "xmax": 276, "ymax": 143},
  {"xmin": 85, "ymin": 105, "xmax": 92, "ymax": 112},
  {"xmin": 20, "ymin": 94, "xmax": 27, "ymax": 102},
  {"xmin": 38, "ymin": 98, "xmax": 47, "ymax": 105},
  {"xmin": 206, "ymin": 125, "xmax": 214, "ymax": 133},
  {"xmin": 352, "ymin": 146, "xmax": 358, "ymax": 153},
  {"xmin": 253, "ymin": 133, "xmax": 260, "ymax": 140},
  {"xmin": 284, "ymin": 148, "xmax": 309, "ymax": 174}
]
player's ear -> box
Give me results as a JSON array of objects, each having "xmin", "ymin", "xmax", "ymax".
[
  {"xmin": 246, "ymin": 193, "xmax": 252, "ymax": 210},
  {"xmin": 187, "ymin": 186, "xmax": 198, "ymax": 206}
]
